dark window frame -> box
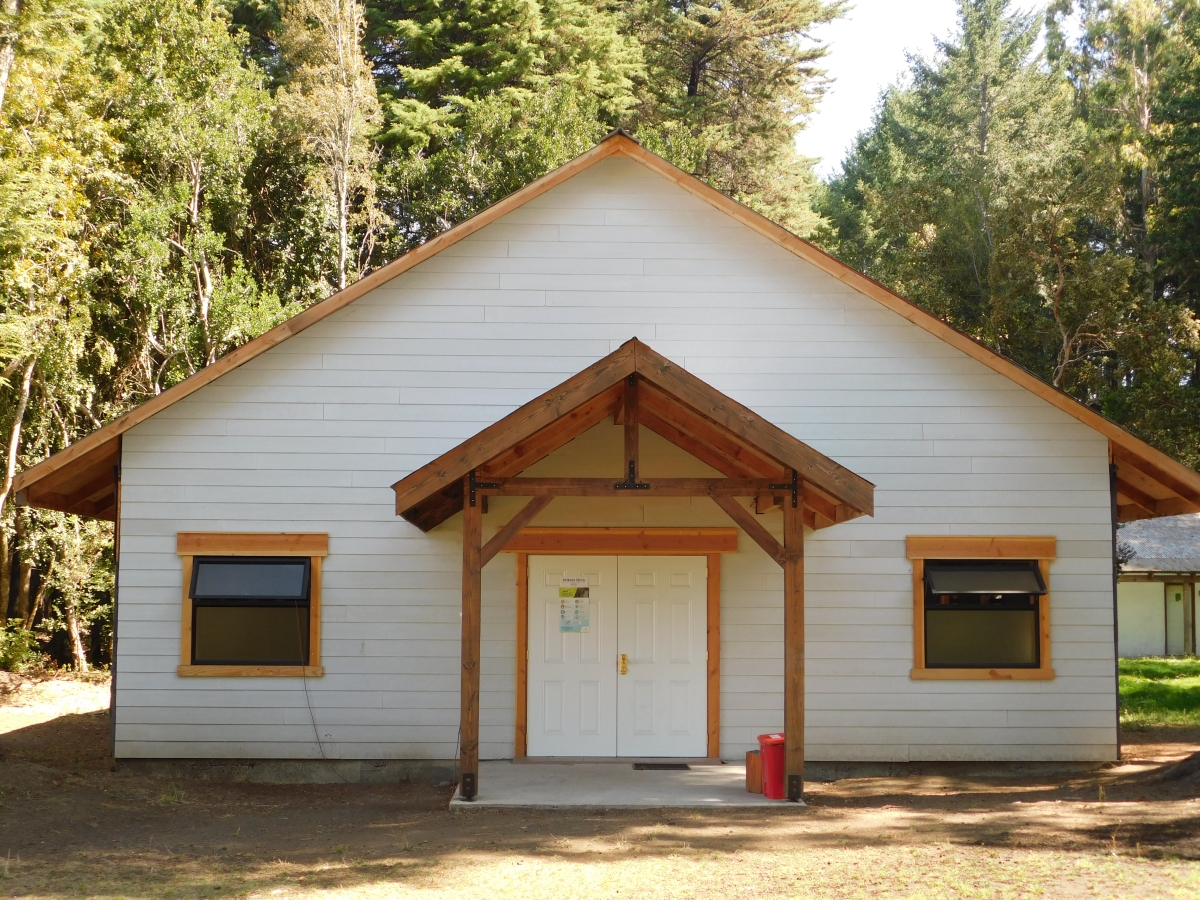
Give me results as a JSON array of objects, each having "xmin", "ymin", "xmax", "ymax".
[
  {"xmin": 189, "ymin": 556, "xmax": 313, "ymax": 667},
  {"xmin": 923, "ymin": 559, "xmax": 1043, "ymax": 669}
]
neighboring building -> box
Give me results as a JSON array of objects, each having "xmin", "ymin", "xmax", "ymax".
[
  {"xmin": 1118, "ymin": 514, "xmax": 1200, "ymax": 658},
  {"xmin": 12, "ymin": 133, "xmax": 1200, "ymax": 800}
]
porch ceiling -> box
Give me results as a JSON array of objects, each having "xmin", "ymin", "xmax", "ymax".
[{"xmin": 391, "ymin": 339, "xmax": 875, "ymax": 533}]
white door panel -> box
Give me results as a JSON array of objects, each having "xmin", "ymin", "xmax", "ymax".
[
  {"xmin": 616, "ymin": 556, "xmax": 708, "ymax": 757},
  {"xmin": 526, "ymin": 555, "xmax": 708, "ymax": 758},
  {"xmin": 526, "ymin": 556, "xmax": 618, "ymax": 756}
]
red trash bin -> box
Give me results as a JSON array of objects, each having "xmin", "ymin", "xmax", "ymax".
[{"xmin": 757, "ymin": 733, "xmax": 786, "ymax": 800}]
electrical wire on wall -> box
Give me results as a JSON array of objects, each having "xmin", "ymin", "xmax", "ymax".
[{"xmin": 295, "ymin": 601, "xmax": 346, "ymax": 783}]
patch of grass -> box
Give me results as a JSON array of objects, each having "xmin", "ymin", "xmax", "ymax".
[
  {"xmin": 1120, "ymin": 657, "xmax": 1200, "ymax": 680},
  {"xmin": 1119, "ymin": 657, "xmax": 1200, "ymax": 728}
]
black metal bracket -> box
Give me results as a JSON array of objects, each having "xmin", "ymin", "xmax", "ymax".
[
  {"xmin": 614, "ymin": 459, "xmax": 650, "ymax": 490},
  {"xmin": 468, "ymin": 470, "xmax": 501, "ymax": 507},
  {"xmin": 461, "ymin": 771, "xmax": 477, "ymax": 800},
  {"xmin": 769, "ymin": 469, "xmax": 799, "ymax": 508},
  {"xmin": 787, "ymin": 774, "xmax": 802, "ymax": 801}
]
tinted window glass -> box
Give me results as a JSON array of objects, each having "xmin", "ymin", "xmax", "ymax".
[
  {"xmin": 925, "ymin": 608, "xmax": 1039, "ymax": 667},
  {"xmin": 925, "ymin": 562, "xmax": 1045, "ymax": 595},
  {"xmin": 191, "ymin": 558, "xmax": 309, "ymax": 600},
  {"xmin": 193, "ymin": 606, "xmax": 308, "ymax": 665}
]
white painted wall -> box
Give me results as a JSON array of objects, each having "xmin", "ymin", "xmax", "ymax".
[
  {"xmin": 115, "ymin": 156, "xmax": 1118, "ymax": 763},
  {"xmin": 1117, "ymin": 582, "xmax": 1165, "ymax": 657}
]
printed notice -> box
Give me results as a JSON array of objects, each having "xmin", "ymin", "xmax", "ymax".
[{"xmin": 559, "ymin": 576, "xmax": 590, "ymax": 633}]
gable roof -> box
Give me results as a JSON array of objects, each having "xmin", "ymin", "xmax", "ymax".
[
  {"xmin": 392, "ymin": 339, "xmax": 875, "ymax": 532},
  {"xmin": 1119, "ymin": 513, "xmax": 1200, "ymax": 573},
  {"xmin": 13, "ymin": 131, "xmax": 1200, "ymax": 523}
]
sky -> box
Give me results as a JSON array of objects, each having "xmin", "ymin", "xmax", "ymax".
[{"xmin": 795, "ymin": 0, "xmax": 962, "ymax": 179}]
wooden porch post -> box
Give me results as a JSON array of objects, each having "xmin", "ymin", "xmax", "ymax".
[
  {"xmin": 460, "ymin": 474, "xmax": 483, "ymax": 799},
  {"xmin": 782, "ymin": 495, "xmax": 805, "ymax": 800}
]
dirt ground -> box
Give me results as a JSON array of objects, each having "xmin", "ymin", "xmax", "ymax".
[{"xmin": 2, "ymin": 674, "xmax": 1200, "ymax": 899}]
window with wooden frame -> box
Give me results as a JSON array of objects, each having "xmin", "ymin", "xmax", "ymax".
[
  {"xmin": 176, "ymin": 533, "xmax": 327, "ymax": 676},
  {"xmin": 907, "ymin": 536, "xmax": 1056, "ymax": 681}
]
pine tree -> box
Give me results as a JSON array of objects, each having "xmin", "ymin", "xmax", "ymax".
[
  {"xmin": 365, "ymin": 0, "xmax": 641, "ymax": 150},
  {"xmin": 628, "ymin": 0, "xmax": 844, "ymax": 234}
]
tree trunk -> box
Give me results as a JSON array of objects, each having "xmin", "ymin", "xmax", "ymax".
[
  {"xmin": 23, "ymin": 557, "xmax": 49, "ymax": 629},
  {"xmin": 337, "ymin": 183, "xmax": 349, "ymax": 291},
  {"xmin": 64, "ymin": 593, "xmax": 88, "ymax": 673},
  {"xmin": 0, "ymin": 0, "xmax": 20, "ymax": 119},
  {"xmin": 13, "ymin": 544, "xmax": 33, "ymax": 623},
  {"xmin": 0, "ymin": 529, "xmax": 9, "ymax": 620},
  {"xmin": 0, "ymin": 356, "xmax": 36, "ymax": 518},
  {"xmin": 0, "ymin": 357, "xmax": 30, "ymax": 621},
  {"xmin": 7, "ymin": 513, "xmax": 28, "ymax": 622}
]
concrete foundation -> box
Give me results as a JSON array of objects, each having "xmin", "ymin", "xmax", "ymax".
[{"xmin": 117, "ymin": 758, "xmax": 456, "ymax": 785}]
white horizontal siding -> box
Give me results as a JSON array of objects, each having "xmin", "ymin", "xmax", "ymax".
[{"xmin": 114, "ymin": 156, "xmax": 1117, "ymax": 763}]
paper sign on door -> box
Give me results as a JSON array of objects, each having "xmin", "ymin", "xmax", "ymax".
[{"xmin": 559, "ymin": 576, "xmax": 590, "ymax": 633}]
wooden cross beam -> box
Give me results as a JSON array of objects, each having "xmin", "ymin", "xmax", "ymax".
[{"xmin": 478, "ymin": 477, "xmax": 779, "ymax": 497}]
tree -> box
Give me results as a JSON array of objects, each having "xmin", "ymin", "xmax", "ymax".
[
  {"xmin": 628, "ymin": 0, "xmax": 844, "ymax": 233},
  {"xmin": 95, "ymin": 0, "xmax": 291, "ymax": 400},
  {"xmin": 819, "ymin": 0, "xmax": 1131, "ymax": 382},
  {"xmin": 1048, "ymin": 0, "xmax": 1200, "ymax": 465},
  {"xmin": 0, "ymin": 0, "xmax": 112, "ymax": 622},
  {"xmin": 365, "ymin": 0, "xmax": 642, "ymax": 150},
  {"xmin": 818, "ymin": 0, "xmax": 1200, "ymax": 463},
  {"xmin": 277, "ymin": 0, "xmax": 383, "ymax": 292},
  {"xmin": 376, "ymin": 83, "xmax": 608, "ymax": 257}
]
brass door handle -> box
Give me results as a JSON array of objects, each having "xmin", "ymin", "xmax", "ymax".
[{"xmin": 618, "ymin": 653, "xmax": 629, "ymax": 675}]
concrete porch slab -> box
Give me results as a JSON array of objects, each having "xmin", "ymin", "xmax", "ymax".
[{"xmin": 450, "ymin": 761, "xmax": 806, "ymax": 810}]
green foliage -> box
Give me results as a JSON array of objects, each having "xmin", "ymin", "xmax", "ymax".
[
  {"xmin": 376, "ymin": 83, "xmax": 607, "ymax": 257},
  {"xmin": 629, "ymin": 0, "xmax": 843, "ymax": 234},
  {"xmin": 816, "ymin": 0, "xmax": 1200, "ymax": 464},
  {"xmin": 365, "ymin": 0, "xmax": 642, "ymax": 150},
  {"xmin": 94, "ymin": 0, "xmax": 292, "ymax": 392},
  {"xmin": 0, "ymin": 621, "xmax": 40, "ymax": 672},
  {"xmin": 1119, "ymin": 656, "xmax": 1200, "ymax": 728}
]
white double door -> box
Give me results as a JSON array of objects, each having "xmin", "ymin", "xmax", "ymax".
[{"xmin": 527, "ymin": 555, "xmax": 708, "ymax": 758}]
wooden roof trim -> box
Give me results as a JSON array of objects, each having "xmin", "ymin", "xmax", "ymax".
[
  {"xmin": 16, "ymin": 130, "xmax": 1200, "ymax": 517},
  {"xmin": 614, "ymin": 139, "xmax": 1200, "ymax": 508},
  {"xmin": 13, "ymin": 138, "xmax": 627, "ymax": 498}
]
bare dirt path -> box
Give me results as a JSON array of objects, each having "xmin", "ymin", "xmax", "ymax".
[{"xmin": 1, "ymin": 676, "xmax": 1198, "ymax": 899}]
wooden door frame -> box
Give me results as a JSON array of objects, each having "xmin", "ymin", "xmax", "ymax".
[{"xmin": 510, "ymin": 528, "xmax": 736, "ymax": 759}]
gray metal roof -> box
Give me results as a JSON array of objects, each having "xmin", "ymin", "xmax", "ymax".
[{"xmin": 1118, "ymin": 513, "xmax": 1200, "ymax": 573}]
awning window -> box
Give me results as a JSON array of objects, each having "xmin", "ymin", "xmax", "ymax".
[
  {"xmin": 924, "ymin": 561, "xmax": 1046, "ymax": 596},
  {"xmin": 190, "ymin": 557, "xmax": 310, "ymax": 601}
]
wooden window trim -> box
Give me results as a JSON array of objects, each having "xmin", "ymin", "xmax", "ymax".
[
  {"xmin": 514, "ymin": 550, "xmax": 722, "ymax": 760},
  {"xmin": 907, "ymin": 536, "xmax": 1056, "ymax": 681},
  {"xmin": 176, "ymin": 533, "xmax": 327, "ymax": 677}
]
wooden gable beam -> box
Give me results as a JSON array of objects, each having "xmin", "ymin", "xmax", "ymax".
[
  {"xmin": 624, "ymin": 374, "xmax": 640, "ymax": 481},
  {"xmin": 639, "ymin": 381, "xmax": 785, "ymax": 479},
  {"xmin": 1116, "ymin": 478, "xmax": 1160, "ymax": 518},
  {"xmin": 639, "ymin": 408, "xmax": 755, "ymax": 478},
  {"xmin": 402, "ymin": 483, "xmax": 465, "ymax": 532},
  {"xmin": 1112, "ymin": 443, "xmax": 1200, "ymax": 510},
  {"xmin": 631, "ymin": 345, "xmax": 874, "ymax": 515},
  {"xmin": 479, "ymin": 384, "xmax": 622, "ymax": 478},
  {"xmin": 394, "ymin": 346, "xmax": 636, "ymax": 515}
]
